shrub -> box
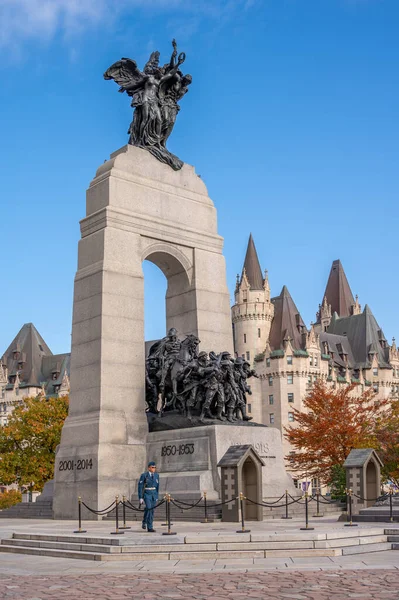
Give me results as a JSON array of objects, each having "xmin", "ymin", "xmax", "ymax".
[{"xmin": 0, "ymin": 489, "xmax": 22, "ymax": 510}]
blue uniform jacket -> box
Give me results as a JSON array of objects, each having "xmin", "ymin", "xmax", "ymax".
[{"xmin": 138, "ymin": 471, "xmax": 159, "ymax": 500}]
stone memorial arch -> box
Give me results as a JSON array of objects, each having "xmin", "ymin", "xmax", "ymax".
[{"xmin": 53, "ymin": 145, "xmax": 233, "ymax": 518}]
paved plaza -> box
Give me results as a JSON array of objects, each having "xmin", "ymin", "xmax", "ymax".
[{"xmin": 0, "ymin": 517, "xmax": 399, "ymax": 598}]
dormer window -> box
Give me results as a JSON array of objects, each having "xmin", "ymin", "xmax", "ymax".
[{"xmin": 13, "ymin": 351, "xmax": 19, "ymax": 360}]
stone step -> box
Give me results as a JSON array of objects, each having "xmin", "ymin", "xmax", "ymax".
[
  {"xmin": 342, "ymin": 542, "xmax": 393, "ymax": 555},
  {"xmin": 0, "ymin": 529, "xmax": 392, "ymax": 561},
  {"xmin": 0, "ymin": 543, "xmax": 344, "ymax": 561}
]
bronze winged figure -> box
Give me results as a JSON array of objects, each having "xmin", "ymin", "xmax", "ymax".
[{"xmin": 104, "ymin": 40, "xmax": 191, "ymax": 171}]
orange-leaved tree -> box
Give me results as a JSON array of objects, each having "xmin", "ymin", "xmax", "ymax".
[
  {"xmin": 284, "ymin": 381, "xmax": 387, "ymax": 483},
  {"xmin": 0, "ymin": 395, "xmax": 69, "ymax": 491}
]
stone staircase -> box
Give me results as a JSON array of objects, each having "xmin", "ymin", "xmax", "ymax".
[
  {"xmin": 0, "ymin": 527, "xmax": 394, "ymax": 561},
  {"xmin": 386, "ymin": 529, "xmax": 399, "ymax": 549},
  {"xmin": 352, "ymin": 496, "xmax": 399, "ymax": 523},
  {"xmin": 0, "ymin": 500, "xmax": 53, "ymax": 519}
]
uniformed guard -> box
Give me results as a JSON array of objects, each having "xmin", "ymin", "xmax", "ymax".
[{"xmin": 138, "ymin": 461, "xmax": 159, "ymax": 532}]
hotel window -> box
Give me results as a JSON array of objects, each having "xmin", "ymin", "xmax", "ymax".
[
  {"xmin": 308, "ymin": 375, "xmax": 312, "ymax": 384},
  {"xmin": 373, "ymin": 384, "xmax": 379, "ymax": 392},
  {"xmin": 266, "ymin": 358, "xmax": 271, "ymax": 367},
  {"xmin": 314, "ymin": 375, "xmax": 318, "ymax": 382},
  {"xmin": 247, "ymin": 404, "xmax": 252, "ymax": 413},
  {"xmin": 244, "ymin": 334, "xmax": 246, "ymax": 343},
  {"xmin": 288, "ymin": 393, "xmax": 294, "ymax": 403},
  {"xmin": 373, "ymin": 368, "xmax": 378, "ymax": 376},
  {"xmin": 310, "ymin": 355, "xmax": 313, "ymax": 366},
  {"xmin": 268, "ymin": 375, "xmax": 273, "ymax": 386},
  {"xmin": 269, "ymin": 413, "xmax": 275, "ymax": 424},
  {"xmin": 246, "ymin": 351, "xmax": 250, "ymax": 361},
  {"xmin": 258, "ymin": 328, "xmax": 261, "ymax": 338},
  {"xmin": 269, "ymin": 394, "xmax": 274, "ymax": 405},
  {"xmin": 314, "ymin": 356, "xmax": 318, "ymax": 367},
  {"xmin": 287, "ymin": 374, "xmax": 293, "ymax": 384},
  {"xmin": 287, "ymin": 355, "xmax": 293, "ymax": 365},
  {"xmin": 288, "ymin": 412, "xmax": 295, "ymax": 422}
]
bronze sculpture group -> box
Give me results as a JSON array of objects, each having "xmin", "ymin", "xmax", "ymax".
[
  {"xmin": 146, "ymin": 329, "xmax": 258, "ymax": 423},
  {"xmin": 104, "ymin": 40, "xmax": 191, "ymax": 171}
]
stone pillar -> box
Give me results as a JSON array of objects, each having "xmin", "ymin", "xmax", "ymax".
[{"xmin": 53, "ymin": 146, "xmax": 233, "ymax": 518}]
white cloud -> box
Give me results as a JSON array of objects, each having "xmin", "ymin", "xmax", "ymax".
[{"xmin": 0, "ymin": 0, "xmax": 252, "ymax": 51}]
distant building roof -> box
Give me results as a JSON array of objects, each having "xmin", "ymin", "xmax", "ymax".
[
  {"xmin": 241, "ymin": 234, "xmax": 264, "ymax": 290},
  {"xmin": 1, "ymin": 323, "xmax": 71, "ymax": 395},
  {"xmin": 327, "ymin": 305, "xmax": 390, "ymax": 369},
  {"xmin": 269, "ymin": 286, "xmax": 307, "ymax": 351},
  {"xmin": 1, "ymin": 323, "xmax": 52, "ymax": 388},
  {"xmin": 321, "ymin": 260, "xmax": 355, "ymax": 319}
]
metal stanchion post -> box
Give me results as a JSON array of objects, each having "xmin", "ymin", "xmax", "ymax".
[
  {"xmin": 389, "ymin": 488, "xmax": 394, "ymax": 523},
  {"xmin": 281, "ymin": 490, "xmax": 292, "ymax": 519},
  {"xmin": 111, "ymin": 495, "xmax": 124, "ymax": 535},
  {"xmin": 161, "ymin": 493, "xmax": 173, "ymax": 526},
  {"xmin": 73, "ymin": 496, "xmax": 87, "ymax": 533},
  {"xmin": 236, "ymin": 492, "xmax": 251, "ymax": 533},
  {"xmin": 119, "ymin": 495, "xmax": 131, "ymax": 530},
  {"xmin": 344, "ymin": 488, "xmax": 358, "ymax": 527},
  {"xmin": 313, "ymin": 487, "xmax": 324, "ymax": 518},
  {"xmin": 300, "ymin": 492, "xmax": 314, "ymax": 530},
  {"xmin": 162, "ymin": 494, "xmax": 177, "ymax": 536},
  {"xmin": 201, "ymin": 491, "xmax": 208, "ymax": 523}
]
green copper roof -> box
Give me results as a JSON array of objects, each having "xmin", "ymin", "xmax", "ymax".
[{"xmin": 270, "ymin": 349, "xmax": 285, "ymax": 358}]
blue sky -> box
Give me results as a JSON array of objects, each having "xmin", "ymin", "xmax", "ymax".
[{"xmin": 1, "ymin": 0, "xmax": 398, "ymax": 355}]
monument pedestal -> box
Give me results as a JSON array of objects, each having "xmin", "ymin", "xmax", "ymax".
[
  {"xmin": 145, "ymin": 424, "xmax": 296, "ymax": 501},
  {"xmin": 53, "ymin": 146, "xmax": 233, "ymax": 519}
]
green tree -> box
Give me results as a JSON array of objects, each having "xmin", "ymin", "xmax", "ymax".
[
  {"xmin": 0, "ymin": 395, "xmax": 68, "ymax": 491},
  {"xmin": 375, "ymin": 399, "xmax": 399, "ymax": 487}
]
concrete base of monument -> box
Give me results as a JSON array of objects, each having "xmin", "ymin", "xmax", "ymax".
[{"xmin": 145, "ymin": 424, "xmax": 296, "ymax": 501}]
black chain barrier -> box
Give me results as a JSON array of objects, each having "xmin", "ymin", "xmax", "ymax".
[
  {"xmin": 81, "ymin": 500, "xmax": 116, "ymax": 515},
  {"xmin": 171, "ymin": 497, "xmax": 204, "ymax": 509},
  {"xmin": 77, "ymin": 483, "xmax": 380, "ymax": 534},
  {"xmin": 352, "ymin": 492, "xmax": 389, "ymax": 502},
  {"xmin": 171, "ymin": 497, "xmax": 204, "ymax": 508}
]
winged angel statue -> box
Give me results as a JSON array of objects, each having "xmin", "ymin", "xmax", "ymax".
[{"xmin": 104, "ymin": 40, "xmax": 192, "ymax": 171}]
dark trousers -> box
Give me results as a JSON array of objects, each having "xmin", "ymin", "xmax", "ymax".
[{"xmin": 142, "ymin": 491, "xmax": 157, "ymax": 529}]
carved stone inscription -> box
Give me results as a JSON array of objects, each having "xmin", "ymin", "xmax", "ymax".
[
  {"xmin": 55, "ymin": 456, "xmax": 96, "ymax": 481},
  {"xmin": 148, "ymin": 436, "xmax": 209, "ymax": 472}
]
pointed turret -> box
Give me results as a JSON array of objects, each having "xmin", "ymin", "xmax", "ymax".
[
  {"xmin": 241, "ymin": 234, "xmax": 264, "ymax": 290},
  {"xmin": 232, "ymin": 235, "xmax": 274, "ymax": 358},
  {"xmin": 269, "ymin": 286, "xmax": 307, "ymax": 351},
  {"xmin": 321, "ymin": 260, "xmax": 356, "ymax": 319}
]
